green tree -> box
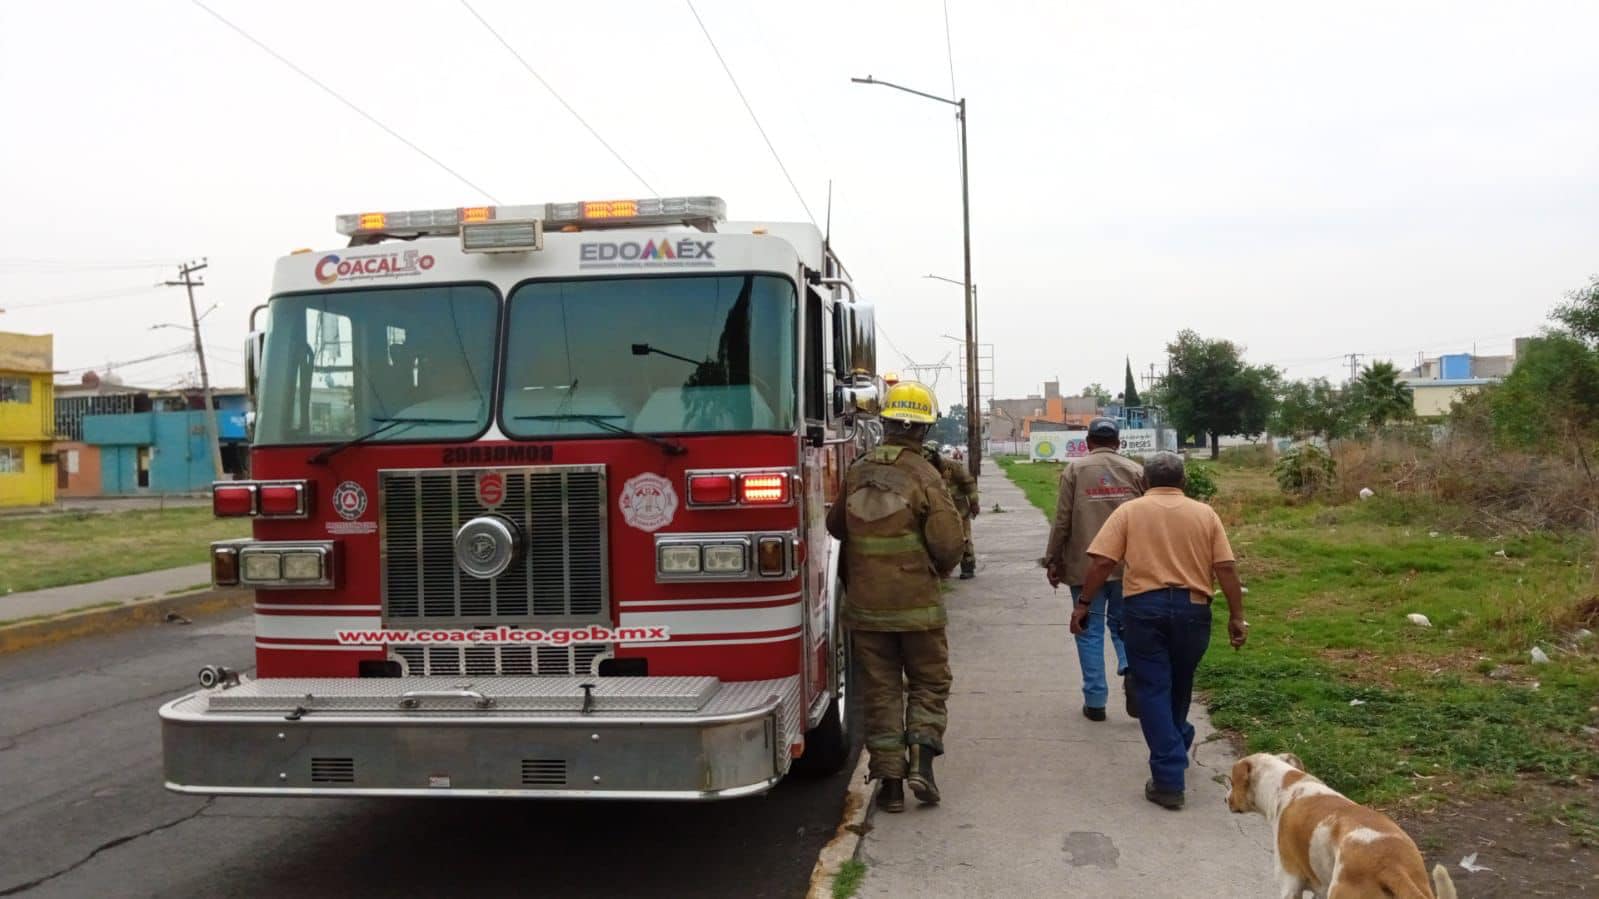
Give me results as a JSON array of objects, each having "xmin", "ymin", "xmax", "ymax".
[
  {"xmin": 1082, "ymin": 383, "xmax": 1111, "ymax": 406},
  {"xmin": 1123, "ymin": 358, "xmax": 1142, "ymax": 407},
  {"xmin": 1162, "ymin": 330, "xmax": 1280, "ymax": 458},
  {"xmin": 1272, "ymin": 378, "xmax": 1355, "ymax": 442},
  {"xmin": 928, "ymin": 403, "xmax": 967, "ymax": 446},
  {"xmin": 1553, "ymin": 274, "xmax": 1599, "ymax": 345},
  {"xmin": 1488, "ymin": 333, "xmax": 1599, "ymax": 473},
  {"xmin": 1350, "ymin": 361, "xmax": 1414, "ymax": 429}
]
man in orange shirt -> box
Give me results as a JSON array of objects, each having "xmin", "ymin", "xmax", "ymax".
[{"xmin": 1070, "ymin": 451, "xmax": 1247, "ymax": 810}]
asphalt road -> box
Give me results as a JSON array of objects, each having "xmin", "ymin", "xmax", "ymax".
[{"xmin": 0, "ymin": 611, "xmax": 859, "ymax": 898}]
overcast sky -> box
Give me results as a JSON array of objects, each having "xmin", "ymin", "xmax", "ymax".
[{"xmin": 2, "ymin": 0, "xmax": 1595, "ymax": 409}]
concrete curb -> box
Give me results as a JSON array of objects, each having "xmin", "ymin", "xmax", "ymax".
[
  {"xmin": 805, "ymin": 750, "xmax": 875, "ymax": 899},
  {"xmin": 0, "ymin": 588, "xmax": 251, "ymax": 655}
]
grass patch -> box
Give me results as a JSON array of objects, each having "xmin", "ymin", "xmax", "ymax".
[
  {"xmin": 995, "ymin": 457, "xmax": 1060, "ymax": 518},
  {"xmin": 0, "ymin": 508, "xmax": 247, "ymax": 595},
  {"xmin": 1000, "ymin": 460, "xmax": 1599, "ymax": 807},
  {"xmin": 831, "ymin": 859, "xmax": 866, "ymax": 899}
]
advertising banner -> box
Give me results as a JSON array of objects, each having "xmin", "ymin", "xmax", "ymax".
[{"xmin": 1030, "ymin": 428, "xmax": 1177, "ymax": 461}]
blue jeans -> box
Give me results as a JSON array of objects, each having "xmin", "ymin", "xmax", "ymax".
[
  {"xmin": 1121, "ymin": 587, "xmax": 1213, "ymax": 792},
  {"xmin": 1069, "ymin": 581, "xmax": 1128, "ymax": 708}
]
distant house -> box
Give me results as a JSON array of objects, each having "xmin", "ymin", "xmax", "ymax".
[
  {"xmin": 988, "ymin": 380, "xmax": 1101, "ymax": 440},
  {"xmin": 0, "ymin": 331, "xmax": 58, "ymax": 507},
  {"xmin": 53, "ymin": 374, "xmax": 249, "ymax": 496},
  {"xmin": 1399, "ymin": 342, "xmax": 1525, "ymax": 418}
]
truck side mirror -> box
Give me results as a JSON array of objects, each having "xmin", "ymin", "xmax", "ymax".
[
  {"xmin": 244, "ymin": 331, "xmax": 264, "ymax": 409},
  {"xmin": 846, "ymin": 303, "xmax": 877, "ymax": 379},
  {"xmin": 832, "ymin": 381, "xmax": 880, "ymax": 418}
]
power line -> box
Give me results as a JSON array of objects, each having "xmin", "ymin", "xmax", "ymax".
[
  {"xmin": 942, "ymin": 0, "xmax": 958, "ymax": 98},
  {"xmin": 458, "ymin": 1, "xmax": 657, "ymax": 197},
  {"xmin": 875, "ymin": 321, "xmax": 915, "ymax": 367},
  {"xmin": 59, "ymin": 343, "xmax": 195, "ymax": 374},
  {"xmin": 684, "ymin": 0, "xmax": 818, "ymax": 227},
  {"xmin": 191, "ymin": 1, "xmax": 501, "ymax": 204},
  {"xmin": 4, "ymin": 285, "xmax": 163, "ymax": 310},
  {"xmin": 0, "ymin": 257, "xmax": 174, "ymax": 271}
]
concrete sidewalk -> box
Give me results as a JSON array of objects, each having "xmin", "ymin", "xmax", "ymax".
[
  {"xmin": 1, "ymin": 564, "xmax": 211, "ymax": 623},
  {"xmin": 859, "ymin": 460, "xmax": 1273, "ymax": 897}
]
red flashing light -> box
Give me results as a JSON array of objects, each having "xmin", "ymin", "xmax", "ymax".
[
  {"xmin": 740, "ymin": 473, "xmax": 789, "ymax": 505},
  {"xmin": 689, "ymin": 474, "xmax": 736, "ymax": 506},
  {"xmin": 259, "ymin": 483, "xmax": 306, "ymax": 517},
  {"xmin": 213, "ymin": 484, "xmax": 256, "ymax": 517}
]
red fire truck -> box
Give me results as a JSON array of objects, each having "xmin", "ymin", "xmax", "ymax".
[{"xmin": 160, "ymin": 196, "xmax": 882, "ymax": 799}]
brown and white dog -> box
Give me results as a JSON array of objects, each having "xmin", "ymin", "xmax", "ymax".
[{"xmin": 1227, "ymin": 752, "xmax": 1457, "ymax": 899}]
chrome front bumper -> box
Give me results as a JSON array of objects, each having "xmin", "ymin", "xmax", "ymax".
[{"xmin": 160, "ymin": 675, "xmax": 802, "ymax": 800}]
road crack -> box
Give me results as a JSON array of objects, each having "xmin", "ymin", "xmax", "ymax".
[
  {"xmin": 0, "ymin": 798, "xmax": 215, "ymax": 895},
  {"xmin": 0, "ymin": 683, "xmax": 189, "ymax": 750}
]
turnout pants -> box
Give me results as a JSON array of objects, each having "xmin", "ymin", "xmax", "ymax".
[
  {"xmin": 851, "ymin": 627, "xmax": 952, "ymax": 779},
  {"xmin": 960, "ymin": 517, "xmax": 975, "ymax": 567}
]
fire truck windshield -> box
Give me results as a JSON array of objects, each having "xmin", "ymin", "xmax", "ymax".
[
  {"xmin": 500, "ymin": 274, "xmax": 796, "ymax": 438},
  {"xmin": 254, "ymin": 285, "xmax": 499, "ymax": 446}
]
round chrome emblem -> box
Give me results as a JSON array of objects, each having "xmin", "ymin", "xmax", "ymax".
[{"xmin": 453, "ymin": 515, "xmax": 521, "ymax": 579}]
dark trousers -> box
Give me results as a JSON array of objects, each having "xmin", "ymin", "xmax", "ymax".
[{"xmin": 1121, "ymin": 587, "xmax": 1212, "ymax": 791}]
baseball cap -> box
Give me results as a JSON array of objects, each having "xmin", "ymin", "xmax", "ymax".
[{"xmin": 1087, "ymin": 417, "xmax": 1119, "ymax": 438}]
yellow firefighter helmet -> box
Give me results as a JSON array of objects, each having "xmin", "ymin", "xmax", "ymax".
[{"xmin": 880, "ymin": 381, "xmax": 939, "ymax": 424}]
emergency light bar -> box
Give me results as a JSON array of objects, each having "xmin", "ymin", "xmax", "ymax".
[{"xmin": 335, "ymin": 196, "xmax": 726, "ymax": 241}]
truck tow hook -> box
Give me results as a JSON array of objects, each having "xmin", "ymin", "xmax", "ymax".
[{"xmin": 284, "ymin": 705, "xmax": 307, "ymax": 722}]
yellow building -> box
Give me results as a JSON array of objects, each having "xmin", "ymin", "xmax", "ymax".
[
  {"xmin": 0, "ymin": 331, "xmax": 57, "ymax": 507},
  {"xmin": 1406, "ymin": 379, "xmax": 1494, "ymax": 419}
]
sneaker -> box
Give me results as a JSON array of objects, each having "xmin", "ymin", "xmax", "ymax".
[
  {"xmin": 1145, "ymin": 779, "xmax": 1184, "ymax": 810},
  {"xmin": 1082, "ymin": 705, "xmax": 1107, "ymax": 722},
  {"xmin": 876, "ymin": 778, "xmax": 905, "ymax": 813},
  {"xmin": 1122, "ymin": 672, "xmax": 1140, "ymax": 719}
]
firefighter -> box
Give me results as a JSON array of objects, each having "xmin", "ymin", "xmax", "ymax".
[
  {"xmin": 827, "ymin": 381, "xmax": 965, "ymax": 812},
  {"xmin": 924, "ymin": 439, "xmax": 980, "ymax": 579}
]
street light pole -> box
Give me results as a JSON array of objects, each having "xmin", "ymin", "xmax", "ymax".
[
  {"xmin": 956, "ymin": 98, "xmax": 980, "ymax": 477},
  {"xmin": 852, "ymin": 75, "xmax": 981, "ymax": 480}
]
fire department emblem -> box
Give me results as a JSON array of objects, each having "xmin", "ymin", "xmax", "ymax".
[
  {"xmin": 476, "ymin": 471, "xmax": 505, "ymax": 509},
  {"xmin": 332, "ymin": 481, "xmax": 367, "ymax": 521},
  {"xmin": 619, "ymin": 472, "xmax": 678, "ymax": 533}
]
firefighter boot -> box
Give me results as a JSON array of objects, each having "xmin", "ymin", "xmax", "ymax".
[
  {"xmin": 907, "ymin": 744, "xmax": 941, "ymax": 804},
  {"xmin": 959, "ymin": 561, "xmax": 976, "ymax": 579},
  {"xmin": 876, "ymin": 778, "xmax": 905, "ymax": 813}
]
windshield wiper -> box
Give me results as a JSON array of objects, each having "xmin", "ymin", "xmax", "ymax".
[
  {"xmin": 308, "ymin": 416, "xmax": 476, "ymax": 465},
  {"xmin": 515, "ymin": 413, "xmax": 687, "ymax": 457}
]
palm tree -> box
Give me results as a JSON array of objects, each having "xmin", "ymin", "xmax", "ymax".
[{"xmin": 1353, "ymin": 361, "xmax": 1414, "ymax": 429}]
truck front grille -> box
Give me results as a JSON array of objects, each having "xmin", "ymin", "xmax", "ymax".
[
  {"xmin": 391, "ymin": 644, "xmax": 609, "ymax": 677},
  {"xmin": 380, "ymin": 465, "xmax": 609, "ymax": 626}
]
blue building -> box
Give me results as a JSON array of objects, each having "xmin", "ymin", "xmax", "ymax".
[{"xmin": 79, "ymin": 389, "xmax": 250, "ymax": 494}]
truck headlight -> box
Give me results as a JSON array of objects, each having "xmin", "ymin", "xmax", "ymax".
[
  {"xmin": 281, "ymin": 551, "xmax": 325, "ymax": 581},
  {"xmin": 702, "ymin": 543, "xmax": 747, "ymax": 574},
  {"xmin": 657, "ymin": 544, "xmax": 702, "ymax": 574},
  {"xmin": 241, "ymin": 551, "xmax": 282, "ymax": 582}
]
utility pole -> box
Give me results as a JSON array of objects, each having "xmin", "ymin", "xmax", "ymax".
[
  {"xmin": 1343, "ymin": 352, "xmax": 1365, "ymax": 384},
  {"xmin": 164, "ymin": 260, "xmax": 224, "ymax": 482}
]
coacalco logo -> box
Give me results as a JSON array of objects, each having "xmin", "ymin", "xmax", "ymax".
[
  {"xmin": 579, "ymin": 239, "xmax": 715, "ymax": 268},
  {"xmin": 315, "ymin": 250, "xmax": 435, "ymax": 285}
]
